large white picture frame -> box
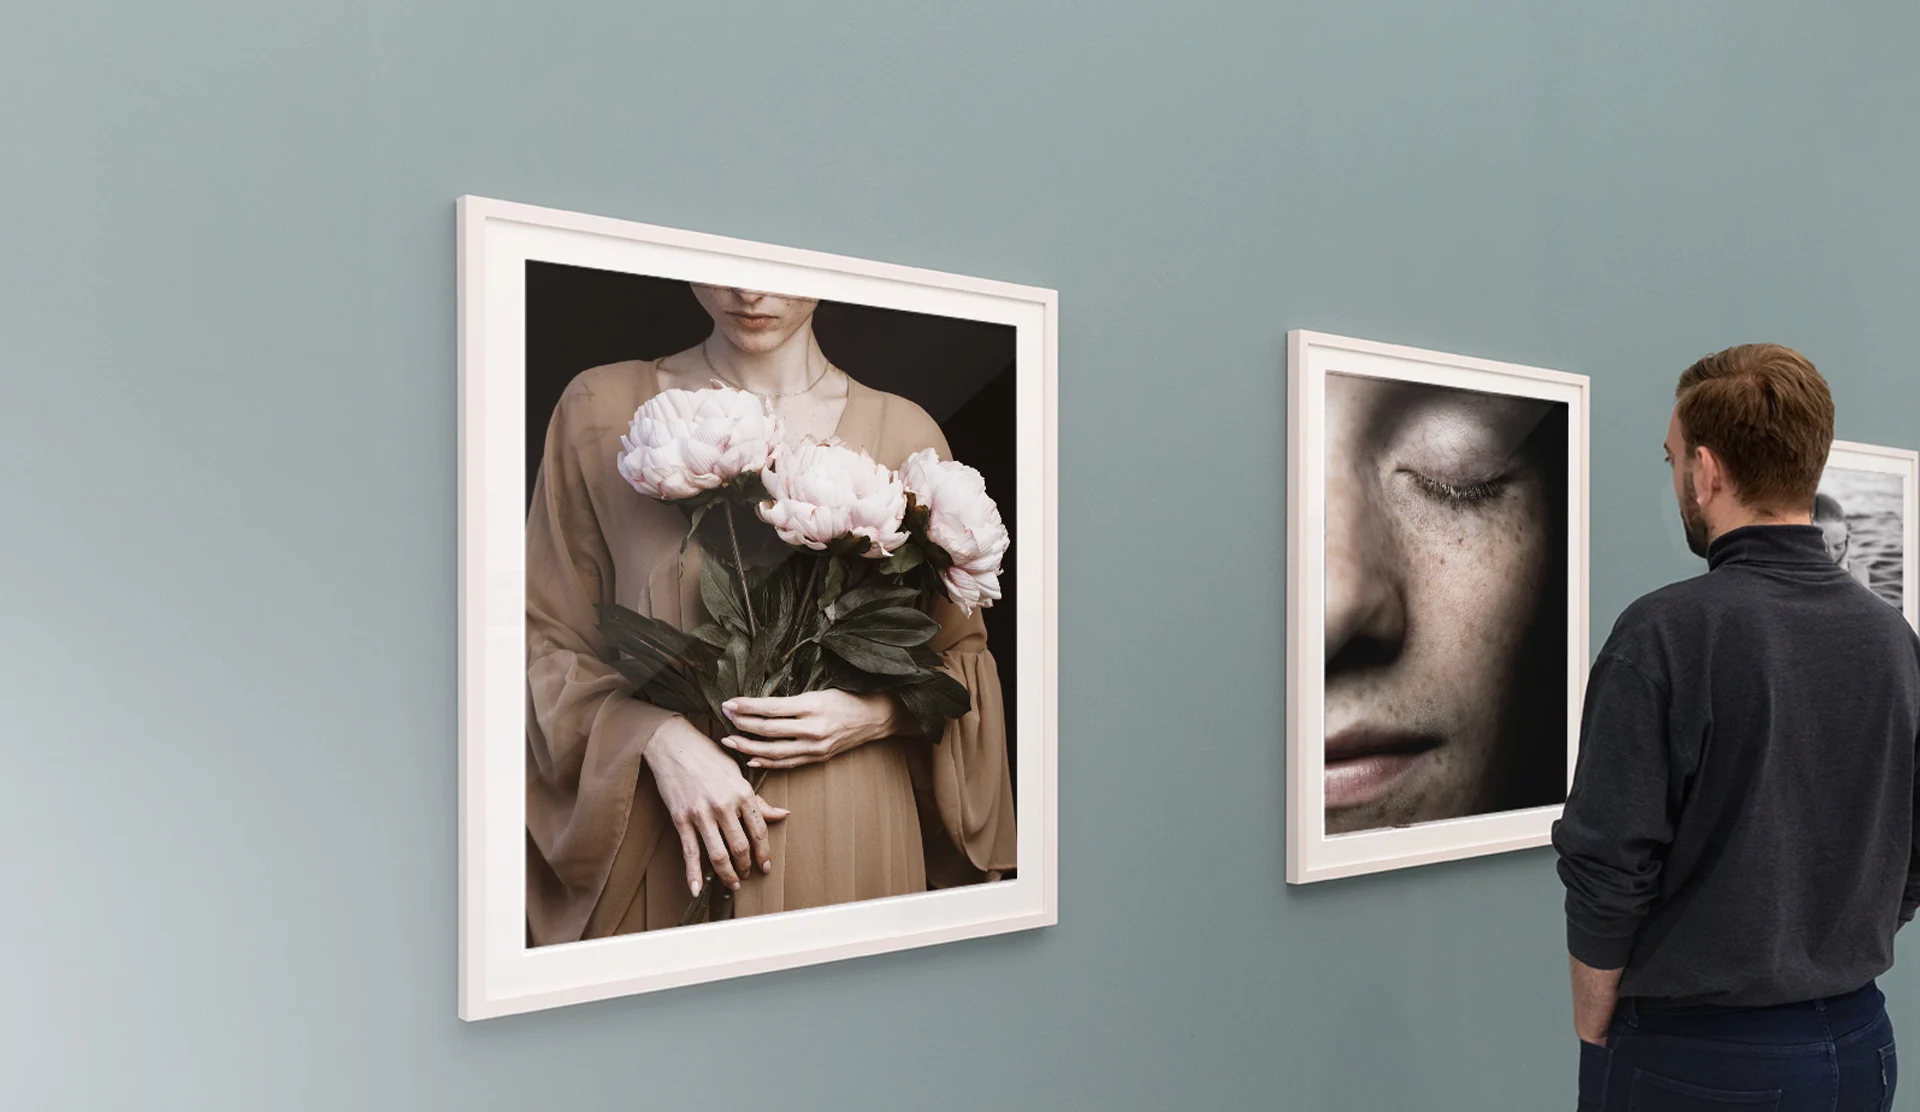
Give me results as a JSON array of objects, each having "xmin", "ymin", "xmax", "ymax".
[
  {"xmin": 1821, "ymin": 439, "xmax": 1919, "ymax": 630},
  {"xmin": 1286, "ymin": 331, "xmax": 1590, "ymax": 884},
  {"xmin": 457, "ymin": 196, "xmax": 1058, "ymax": 1019}
]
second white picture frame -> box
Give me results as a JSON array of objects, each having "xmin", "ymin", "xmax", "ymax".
[{"xmin": 1287, "ymin": 331, "xmax": 1590, "ymax": 884}]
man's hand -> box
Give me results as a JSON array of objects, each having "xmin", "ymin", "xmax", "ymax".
[{"xmin": 1570, "ymin": 955, "xmax": 1624, "ymax": 1046}]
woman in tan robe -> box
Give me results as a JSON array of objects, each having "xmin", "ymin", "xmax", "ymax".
[{"xmin": 525, "ymin": 284, "xmax": 1018, "ymax": 944}]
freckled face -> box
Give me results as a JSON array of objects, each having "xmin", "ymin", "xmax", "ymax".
[{"xmin": 1323, "ymin": 374, "xmax": 1556, "ymax": 832}]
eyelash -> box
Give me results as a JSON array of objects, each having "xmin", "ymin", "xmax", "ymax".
[{"xmin": 1405, "ymin": 471, "xmax": 1508, "ymax": 506}]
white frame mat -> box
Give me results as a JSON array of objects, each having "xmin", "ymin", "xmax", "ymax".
[
  {"xmin": 1824, "ymin": 439, "xmax": 1920, "ymax": 630},
  {"xmin": 1286, "ymin": 330, "xmax": 1590, "ymax": 884},
  {"xmin": 457, "ymin": 196, "xmax": 1059, "ymax": 1019}
]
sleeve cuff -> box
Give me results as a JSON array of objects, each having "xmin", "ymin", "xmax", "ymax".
[{"xmin": 1567, "ymin": 921, "xmax": 1635, "ymax": 970}]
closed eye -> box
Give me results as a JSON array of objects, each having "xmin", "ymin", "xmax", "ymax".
[{"xmin": 1404, "ymin": 470, "xmax": 1508, "ymax": 506}]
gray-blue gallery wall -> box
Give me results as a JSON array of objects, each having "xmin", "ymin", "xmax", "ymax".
[{"xmin": 4, "ymin": 3, "xmax": 1918, "ymax": 1109}]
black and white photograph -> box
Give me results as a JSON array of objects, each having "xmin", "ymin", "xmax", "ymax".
[
  {"xmin": 1819, "ymin": 441, "xmax": 1919, "ymax": 628},
  {"xmin": 1288, "ymin": 332, "xmax": 1588, "ymax": 883},
  {"xmin": 458, "ymin": 198, "xmax": 1057, "ymax": 1018}
]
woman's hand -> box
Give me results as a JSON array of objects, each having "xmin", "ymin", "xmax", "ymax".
[
  {"xmin": 642, "ymin": 717, "xmax": 790, "ymax": 895},
  {"xmin": 720, "ymin": 690, "xmax": 918, "ymax": 770}
]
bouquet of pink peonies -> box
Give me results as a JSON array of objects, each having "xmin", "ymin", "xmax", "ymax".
[{"xmin": 595, "ymin": 383, "xmax": 1009, "ymax": 923}]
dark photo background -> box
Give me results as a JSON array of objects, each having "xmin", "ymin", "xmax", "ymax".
[{"xmin": 525, "ymin": 261, "xmax": 1020, "ymax": 795}]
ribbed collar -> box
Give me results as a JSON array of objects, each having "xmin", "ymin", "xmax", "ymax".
[{"xmin": 1707, "ymin": 524, "xmax": 1832, "ymax": 571}]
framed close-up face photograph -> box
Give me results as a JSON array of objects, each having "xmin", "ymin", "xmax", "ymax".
[
  {"xmin": 458, "ymin": 197, "xmax": 1058, "ymax": 1019},
  {"xmin": 1818, "ymin": 440, "xmax": 1919, "ymax": 629},
  {"xmin": 1286, "ymin": 331, "xmax": 1589, "ymax": 884}
]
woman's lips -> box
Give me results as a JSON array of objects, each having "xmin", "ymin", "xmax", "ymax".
[
  {"xmin": 729, "ymin": 312, "xmax": 781, "ymax": 331},
  {"xmin": 1323, "ymin": 728, "xmax": 1440, "ymax": 811}
]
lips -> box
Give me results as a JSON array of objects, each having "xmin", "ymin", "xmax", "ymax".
[
  {"xmin": 1323, "ymin": 727, "xmax": 1440, "ymax": 810},
  {"xmin": 729, "ymin": 312, "xmax": 781, "ymax": 331}
]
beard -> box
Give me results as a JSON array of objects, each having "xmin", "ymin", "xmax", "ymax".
[{"xmin": 1679, "ymin": 469, "xmax": 1711, "ymax": 558}]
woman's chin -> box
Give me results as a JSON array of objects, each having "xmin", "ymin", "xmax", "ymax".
[
  {"xmin": 1324, "ymin": 782, "xmax": 1478, "ymax": 834},
  {"xmin": 718, "ymin": 326, "xmax": 796, "ymax": 355}
]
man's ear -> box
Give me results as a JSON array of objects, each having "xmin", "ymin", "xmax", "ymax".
[{"xmin": 1692, "ymin": 444, "xmax": 1728, "ymax": 505}]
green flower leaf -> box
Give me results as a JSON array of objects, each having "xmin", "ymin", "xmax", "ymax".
[
  {"xmin": 894, "ymin": 672, "xmax": 971, "ymax": 741},
  {"xmin": 595, "ymin": 603, "xmax": 714, "ymax": 668},
  {"xmin": 608, "ymin": 661, "xmax": 707, "ymax": 720},
  {"xmin": 722, "ymin": 631, "xmax": 750, "ymax": 700},
  {"xmin": 878, "ymin": 545, "xmax": 925, "ymax": 576},
  {"xmin": 822, "ymin": 664, "xmax": 906, "ymax": 695},
  {"xmin": 828, "ymin": 583, "xmax": 919, "ymax": 621},
  {"xmin": 820, "ymin": 630, "xmax": 921, "ymax": 675},
  {"xmin": 832, "ymin": 606, "xmax": 941, "ymax": 646},
  {"xmin": 678, "ymin": 501, "xmax": 715, "ymax": 565},
  {"xmin": 695, "ymin": 669, "xmax": 728, "ymax": 724},
  {"xmin": 819, "ymin": 555, "xmax": 848, "ymax": 614},
  {"xmin": 764, "ymin": 558, "xmax": 802, "ymax": 639},
  {"xmin": 700, "ymin": 553, "xmax": 746, "ymax": 633}
]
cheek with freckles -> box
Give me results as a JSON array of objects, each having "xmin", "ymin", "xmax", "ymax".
[
  {"xmin": 1395, "ymin": 480, "xmax": 1547, "ymax": 811},
  {"xmin": 1327, "ymin": 476, "xmax": 1548, "ymax": 833}
]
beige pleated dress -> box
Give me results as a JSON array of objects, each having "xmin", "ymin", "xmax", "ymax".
[{"xmin": 525, "ymin": 359, "xmax": 1018, "ymax": 944}]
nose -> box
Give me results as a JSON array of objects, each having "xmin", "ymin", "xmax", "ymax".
[{"xmin": 1324, "ymin": 464, "xmax": 1408, "ymax": 673}]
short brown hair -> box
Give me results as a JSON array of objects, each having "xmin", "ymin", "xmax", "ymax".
[{"xmin": 1675, "ymin": 343, "xmax": 1834, "ymax": 511}]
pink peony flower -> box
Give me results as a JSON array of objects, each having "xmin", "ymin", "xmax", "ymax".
[
  {"xmin": 757, "ymin": 438, "xmax": 910, "ymax": 557},
  {"xmin": 615, "ymin": 385, "xmax": 782, "ymax": 503},
  {"xmin": 900, "ymin": 448, "xmax": 1009, "ymax": 615}
]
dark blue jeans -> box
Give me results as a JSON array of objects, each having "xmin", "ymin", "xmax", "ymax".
[{"xmin": 1578, "ymin": 981, "xmax": 1897, "ymax": 1111}]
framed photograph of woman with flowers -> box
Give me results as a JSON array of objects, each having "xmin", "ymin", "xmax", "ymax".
[
  {"xmin": 1286, "ymin": 331, "xmax": 1589, "ymax": 884},
  {"xmin": 457, "ymin": 197, "xmax": 1058, "ymax": 1019}
]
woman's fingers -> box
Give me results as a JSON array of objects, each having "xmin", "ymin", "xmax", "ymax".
[
  {"xmin": 697, "ymin": 816, "xmax": 742, "ymax": 890},
  {"xmin": 672, "ymin": 817, "xmax": 705, "ymax": 897},
  {"xmin": 723, "ymin": 736, "xmax": 828, "ymax": 760},
  {"xmin": 721, "ymin": 734, "xmax": 833, "ymax": 769},
  {"xmin": 723, "ymin": 712, "xmax": 820, "ymax": 739},
  {"xmin": 741, "ymin": 800, "xmax": 772, "ymax": 874},
  {"xmin": 742, "ymin": 755, "xmax": 822, "ymax": 770},
  {"xmin": 753, "ymin": 794, "xmax": 790, "ymax": 821},
  {"xmin": 718, "ymin": 807, "xmax": 755, "ymax": 881},
  {"xmin": 724, "ymin": 694, "xmax": 830, "ymax": 737},
  {"xmin": 725, "ymin": 693, "xmax": 817, "ymax": 718}
]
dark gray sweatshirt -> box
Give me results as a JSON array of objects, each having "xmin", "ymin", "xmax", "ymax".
[{"xmin": 1553, "ymin": 525, "xmax": 1920, "ymax": 1006}]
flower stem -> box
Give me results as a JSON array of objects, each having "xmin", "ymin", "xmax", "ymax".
[
  {"xmin": 723, "ymin": 501, "xmax": 757, "ymax": 638},
  {"xmin": 796, "ymin": 555, "xmax": 829, "ymax": 635},
  {"xmin": 679, "ymin": 508, "xmax": 784, "ymax": 927}
]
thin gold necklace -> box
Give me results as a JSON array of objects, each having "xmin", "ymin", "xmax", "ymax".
[{"xmin": 701, "ymin": 339, "xmax": 831, "ymax": 400}]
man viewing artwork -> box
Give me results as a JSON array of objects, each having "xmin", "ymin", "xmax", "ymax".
[{"xmin": 1555, "ymin": 343, "xmax": 1920, "ymax": 1111}]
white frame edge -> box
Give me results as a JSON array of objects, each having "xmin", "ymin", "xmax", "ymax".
[
  {"xmin": 456, "ymin": 196, "xmax": 1059, "ymax": 1020},
  {"xmin": 1285, "ymin": 330, "xmax": 1591, "ymax": 885},
  {"xmin": 1826, "ymin": 438, "xmax": 1920, "ymax": 630}
]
